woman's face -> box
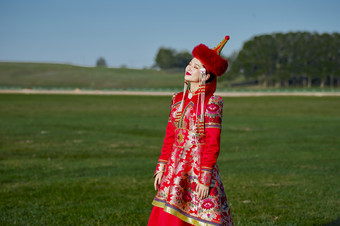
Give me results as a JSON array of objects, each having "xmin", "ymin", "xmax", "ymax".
[{"xmin": 185, "ymin": 58, "xmax": 204, "ymax": 83}]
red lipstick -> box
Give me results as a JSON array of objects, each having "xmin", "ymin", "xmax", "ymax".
[{"xmin": 185, "ymin": 72, "xmax": 191, "ymax": 76}]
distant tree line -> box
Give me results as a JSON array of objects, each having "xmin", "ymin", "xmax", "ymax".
[
  {"xmin": 154, "ymin": 47, "xmax": 192, "ymax": 70},
  {"xmin": 155, "ymin": 32, "xmax": 340, "ymax": 87},
  {"xmin": 229, "ymin": 32, "xmax": 340, "ymax": 87}
]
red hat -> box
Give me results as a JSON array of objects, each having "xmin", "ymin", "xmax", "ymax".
[{"xmin": 192, "ymin": 36, "xmax": 230, "ymax": 77}]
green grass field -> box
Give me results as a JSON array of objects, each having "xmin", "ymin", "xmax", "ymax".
[{"xmin": 0, "ymin": 94, "xmax": 339, "ymax": 225}]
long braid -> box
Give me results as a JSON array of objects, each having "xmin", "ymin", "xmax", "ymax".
[
  {"xmin": 196, "ymin": 77, "xmax": 216, "ymax": 135},
  {"xmin": 174, "ymin": 81, "xmax": 188, "ymax": 123}
]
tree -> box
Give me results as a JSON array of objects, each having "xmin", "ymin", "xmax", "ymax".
[
  {"xmin": 229, "ymin": 31, "xmax": 340, "ymax": 87},
  {"xmin": 174, "ymin": 51, "xmax": 192, "ymax": 68},
  {"xmin": 155, "ymin": 48, "xmax": 176, "ymax": 69},
  {"xmin": 155, "ymin": 47, "xmax": 192, "ymax": 70},
  {"xmin": 96, "ymin": 57, "xmax": 107, "ymax": 67},
  {"xmin": 219, "ymin": 51, "xmax": 238, "ymax": 83}
]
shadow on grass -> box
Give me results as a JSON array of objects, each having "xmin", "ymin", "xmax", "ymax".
[{"xmin": 324, "ymin": 218, "xmax": 340, "ymax": 226}]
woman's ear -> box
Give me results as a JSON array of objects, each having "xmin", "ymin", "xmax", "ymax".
[{"xmin": 205, "ymin": 73, "xmax": 211, "ymax": 82}]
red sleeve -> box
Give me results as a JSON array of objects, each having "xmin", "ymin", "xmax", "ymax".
[
  {"xmin": 199, "ymin": 96, "xmax": 223, "ymax": 186},
  {"xmin": 154, "ymin": 93, "xmax": 177, "ymax": 176}
]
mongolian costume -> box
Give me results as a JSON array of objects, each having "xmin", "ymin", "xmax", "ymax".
[{"xmin": 148, "ymin": 36, "xmax": 233, "ymax": 226}]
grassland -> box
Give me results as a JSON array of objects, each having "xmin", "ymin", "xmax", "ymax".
[
  {"xmin": 0, "ymin": 94, "xmax": 339, "ymax": 225},
  {"xmin": 0, "ymin": 62, "xmax": 183, "ymax": 90}
]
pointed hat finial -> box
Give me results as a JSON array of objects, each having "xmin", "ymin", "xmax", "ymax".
[
  {"xmin": 192, "ymin": 35, "xmax": 230, "ymax": 77},
  {"xmin": 212, "ymin": 36, "xmax": 230, "ymax": 55}
]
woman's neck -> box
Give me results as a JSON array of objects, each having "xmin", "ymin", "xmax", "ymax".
[{"xmin": 190, "ymin": 82, "xmax": 200, "ymax": 93}]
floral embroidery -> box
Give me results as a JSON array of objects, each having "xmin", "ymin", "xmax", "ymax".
[
  {"xmin": 210, "ymin": 187, "xmax": 218, "ymax": 196},
  {"xmin": 183, "ymin": 191, "xmax": 192, "ymax": 202},
  {"xmin": 202, "ymin": 199, "xmax": 215, "ymax": 210},
  {"xmin": 180, "ymin": 179, "xmax": 187, "ymax": 188},
  {"xmin": 207, "ymin": 103, "xmax": 219, "ymax": 112},
  {"xmin": 191, "ymin": 182, "xmax": 197, "ymax": 191},
  {"xmin": 199, "ymin": 168, "xmax": 213, "ymax": 186},
  {"xmin": 205, "ymin": 96, "xmax": 223, "ymax": 129},
  {"xmin": 203, "ymin": 173, "xmax": 211, "ymax": 184}
]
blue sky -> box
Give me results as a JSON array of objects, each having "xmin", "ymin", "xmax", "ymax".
[{"xmin": 1, "ymin": 0, "xmax": 340, "ymax": 68}]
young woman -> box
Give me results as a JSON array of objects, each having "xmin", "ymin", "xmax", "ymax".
[{"xmin": 148, "ymin": 36, "xmax": 233, "ymax": 226}]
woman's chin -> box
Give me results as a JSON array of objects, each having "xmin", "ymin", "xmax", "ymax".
[{"xmin": 184, "ymin": 75, "xmax": 196, "ymax": 82}]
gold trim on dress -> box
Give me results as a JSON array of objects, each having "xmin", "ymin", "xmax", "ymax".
[{"xmin": 152, "ymin": 200, "xmax": 219, "ymax": 226}]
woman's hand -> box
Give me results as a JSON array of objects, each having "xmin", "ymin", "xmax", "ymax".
[
  {"xmin": 197, "ymin": 183, "xmax": 209, "ymax": 199},
  {"xmin": 154, "ymin": 172, "xmax": 163, "ymax": 191}
]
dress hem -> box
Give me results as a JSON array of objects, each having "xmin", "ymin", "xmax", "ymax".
[{"xmin": 152, "ymin": 199, "xmax": 220, "ymax": 226}]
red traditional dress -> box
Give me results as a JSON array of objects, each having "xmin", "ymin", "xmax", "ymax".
[{"xmin": 148, "ymin": 90, "xmax": 233, "ymax": 226}]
